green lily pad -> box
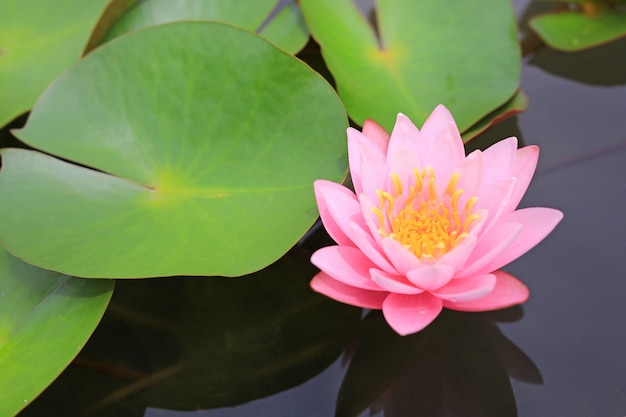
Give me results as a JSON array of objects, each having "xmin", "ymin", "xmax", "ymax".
[
  {"xmin": 299, "ymin": 0, "xmax": 521, "ymax": 132},
  {"xmin": 101, "ymin": 0, "xmax": 309, "ymax": 54},
  {"xmin": 0, "ymin": 0, "xmax": 110, "ymax": 127},
  {"xmin": 0, "ymin": 247, "xmax": 113, "ymax": 416},
  {"xmin": 461, "ymin": 90, "xmax": 528, "ymax": 142},
  {"xmin": 530, "ymin": 8, "xmax": 626, "ymax": 51},
  {"xmin": 0, "ymin": 22, "xmax": 347, "ymax": 278}
]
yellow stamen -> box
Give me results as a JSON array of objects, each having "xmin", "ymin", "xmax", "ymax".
[
  {"xmin": 391, "ymin": 173, "xmax": 403, "ymax": 197},
  {"xmin": 374, "ymin": 169, "xmax": 480, "ymax": 260}
]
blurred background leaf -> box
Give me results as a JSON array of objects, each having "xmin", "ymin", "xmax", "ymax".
[
  {"xmin": 530, "ymin": 1, "xmax": 626, "ymax": 51},
  {"xmin": 0, "ymin": 0, "xmax": 110, "ymax": 127},
  {"xmin": 101, "ymin": 0, "xmax": 309, "ymax": 54}
]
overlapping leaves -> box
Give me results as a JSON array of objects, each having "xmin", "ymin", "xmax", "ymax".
[
  {"xmin": 300, "ymin": 0, "xmax": 522, "ymax": 134},
  {"xmin": 0, "ymin": 22, "xmax": 347, "ymax": 278}
]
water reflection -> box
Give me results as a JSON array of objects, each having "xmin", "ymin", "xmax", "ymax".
[
  {"xmin": 20, "ymin": 248, "xmax": 361, "ymax": 416},
  {"xmin": 336, "ymin": 308, "xmax": 542, "ymax": 417},
  {"xmin": 518, "ymin": 1, "xmax": 626, "ymax": 86}
]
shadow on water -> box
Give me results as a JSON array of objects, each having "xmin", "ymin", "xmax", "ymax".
[{"xmin": 336, "ymin": 308, "xmax": 541, "ymax": 417}]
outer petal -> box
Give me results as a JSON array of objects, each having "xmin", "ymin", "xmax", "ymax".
[
  {"xmin": 348, "ymin": 128, "xmax": 387, "ymax": 196},
  {"xmin": 480, "ymin": 207, "xmax": 563, "ymax": 272},
  {"xmin": 358, "ymin": 144, "xmax": 389, "ymax": 200},
  {"xmin": 406, "ymin": 264, "xmax": 455, "ymax": 291},
  {"xmin": 506, "ymin": 145, "xmax": 540, "ymax": 212},
  {"xmin": 314, "ymin": 180, "xmax": 361, "ymax": 247},
  {"xmin": 475, "ymin": 177, "xmax": 516, "ymax": 234},
  {"xmin": 430, "ymin": 273, "xmax": 496, "ymax": 302},
  {"xmin": 458, "ymin": 222, "xmax": 522, "ymax": 277},
  {"xmin": 382, "ymin": 292, "xmax": 443, "ymax": 335},
  {"xmin": 362, "ymin": 118, "xmax": 391, "ymax": 153},
  {"xmin": 370, "ymin": 268, "xmax": 424, "ymax": 295},
  {"xmin": 442, "ymin": 270, "xmax": 528, "ymax": 312},
  {"xmin": 481, "ymin": 136, "xmax": 518, "ymax": 185},
  {"xmin": 311, "ymin": 246, "xmax": 383, "ymax": 291},
  {"xmin": 311, "ymin": 272, "xmax": 388, "ymax": 309}
]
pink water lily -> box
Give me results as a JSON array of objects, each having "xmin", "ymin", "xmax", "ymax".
[{"xmin": 310, "ymin": 105, "xmax": 563, "ymax": 335}]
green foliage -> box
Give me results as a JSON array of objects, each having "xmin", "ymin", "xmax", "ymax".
[
  {"xmin": 17, "ymin": 249, "xmax": 359, "ymax": 414},
  {"xmin": 299, "ymin": 0, "xmax": 521, "ymax": 133},
  {"xmin": 102, "ymin": 0, "xmax": 309, "ymax": 53},
  {"xmin": 0, "ymin": 22, "xmax": 347, "ymax": 278},
  {"xmin": 0, "ymin": 0, "xmax": 109, "ymax": 127},
  {"xmin": 530, "ymin": 3, "xmax": 626, "ymax": 51},
  {"xmin": 0, "ymin": 247, "xmax": 113, "ymax": 416},
  {"xmin": 0, "ymin": 0, "xmax": 538, "ymax": 411}
]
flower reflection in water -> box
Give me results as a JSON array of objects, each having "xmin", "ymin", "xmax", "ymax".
[{"xmin": 336, "ymin": 308, "xmax": 542, "ymax": 417}]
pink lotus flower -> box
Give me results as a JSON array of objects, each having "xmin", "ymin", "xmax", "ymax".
[{"xmin": 310, "ymin": 105, "xmax": 563, "ymax": 335}]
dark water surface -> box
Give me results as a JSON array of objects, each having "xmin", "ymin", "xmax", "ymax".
[{"xmin": 17, "ymin": 2, "xmax": 626, "ymax": 417}]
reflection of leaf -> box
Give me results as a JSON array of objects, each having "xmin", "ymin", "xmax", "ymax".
[
  {"xmin": 530, "ymin": 8, "xmax": 626, "ymax": 51},
  {"xmin": 300, "ymin": 0, "xmax": 521, "ymax": 133},
  {"xmin": 101, "ymin": 0, "xmax": 309, "ymax": 54},
  {"xmin": 26, "ymin": 248, "xmax": 361, "ymax": 413},
  {"xmin": 0, "ymin": 21, "xmax": 347, "ymax": 278},
  {"xmin": 145, "ymin": 248, "xmax": 361, "ymax": 409},
  {"xmin": 0, "ymin": 0, "xmax": 110, "ymax": 126},
  {"xmin": 337, "ymin": 310, "xmax": 541, "ymax": 417},
  {"xmin": 528, "ymin": 32, "xmax": 626, "ymax": 85},
  {"xmin": 0, "ymin": 247, "xmax": 113, "ymax": 416}
]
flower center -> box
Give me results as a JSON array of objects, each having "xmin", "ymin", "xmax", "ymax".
[{"xmin": 371, "ymin": 166, "xmax": 480, "ymax": 260}]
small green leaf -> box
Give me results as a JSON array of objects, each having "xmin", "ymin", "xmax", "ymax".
[
  {"xmin": 0, "ymin": 247, "xmax": 113, "ymax": 416},
  {"xmin": 0, "ymin": 22, "xmax": 347, "ymax": 278},
  {"xmin": 102, "ymin": 0, "xmax": 309, "ymax": 54},
  {"xmin": 300, "ymin": 0, "xmax": 521, "ymax": 132},
  {"xmin": 530, "ymin": 8, "xmax": 626, "ymax": 51},
  {"xmin": 0, "ymin": 0, "xmax": 110, "ymax": 127}
]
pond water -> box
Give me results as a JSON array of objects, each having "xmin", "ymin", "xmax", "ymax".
[{"xmin": 16, "ymin": 2, "xmax": 626, "ymax": 417}]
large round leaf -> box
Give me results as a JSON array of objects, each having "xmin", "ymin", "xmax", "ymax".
[
  {"xmin": 0, "ymin": 247, "xmax": 113, "ymax": 416},
  {"xmin": 300, "ymin": 0, "xmax": 521, "ymax": 132},
  {"xmin": 0, "ymin": 0, "xmax": 110, "ymax": 127},
  {"xmin": 101, "ymin": 0, "xmax": 309, "ymax": 54},
  {"xmin": 0, "ymin": 22, "xmax": 347, "ymax": 278}
]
